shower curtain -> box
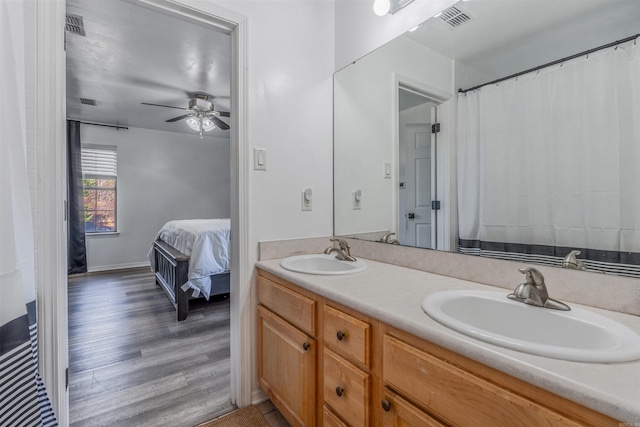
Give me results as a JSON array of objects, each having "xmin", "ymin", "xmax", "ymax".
[
  {"xmin": 1, "ymin": 1, "xmax": 58, "ymax": 425},
  {"xmin": 457, "ymin": 39, "xmax": 640, "ymax": 272}
]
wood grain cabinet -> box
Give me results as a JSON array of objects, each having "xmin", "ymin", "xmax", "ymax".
[
  {"xmin": 380, "ymin": 389, "xmax": 446, "ymax": 427},
  {"xmin": 257, "ymin": 275, "xmax": 317, "ymax": 427},
  {"xmin": 256, "ymin": 269, "xmax": 619, "ymax": 427},
  {"xmin": 322, "ymin": 305, "xmax": 372, "ymax": 427},
  {"xmin": 381, "ymin": 329, "xmax": 619, "ymax": 427}
]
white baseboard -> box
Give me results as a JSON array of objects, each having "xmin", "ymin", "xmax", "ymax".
[
  {"xmin": 251, "ymin": 388, "xmax": 268, "ymax": 406},
  {"xmin": 87, "ymin": 261, "xmax": 151, "ymax": 273}
]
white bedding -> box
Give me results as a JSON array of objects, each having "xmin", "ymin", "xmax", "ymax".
[{"xmin": 150, "ymin": 218, "xmax": 230, "ymax": 299}]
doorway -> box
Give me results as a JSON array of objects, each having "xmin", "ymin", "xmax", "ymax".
[
  {"xmin": 397, "ymin": 86, "xmax": 441, "ymax": 248},
  {"xmin": 37, "ymin": 0, "xmax": 250, "ymax": 424},
  {"xmin": 64, "ymin": 1, "xmax": 235, "ymax": 424}
]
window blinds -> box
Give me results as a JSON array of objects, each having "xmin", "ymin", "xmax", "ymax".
[{"xmin": 81, "ymin": 146, "xmax": 117, "ymax": 177}]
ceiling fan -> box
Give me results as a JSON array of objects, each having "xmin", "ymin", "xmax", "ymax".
[{"xmin": 141, "ymin": 93, "xmax": 230, "ymax": 136}]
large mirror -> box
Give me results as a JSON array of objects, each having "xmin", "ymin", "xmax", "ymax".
[{"xmin": 334, "ymin": 0, "xmax": 640, "ymax": 277}]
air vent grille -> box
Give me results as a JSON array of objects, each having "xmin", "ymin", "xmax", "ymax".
[
  {"xmin": 66, "ymin": 13, "xmax": 86, "ymax": 36},
  {"xmin": 79, "ymin": 98, "xmax": 97, "ymax": 106},
  {"xmin": 439, "ymin": 6, "xmax": 472, "ymax": 29}
]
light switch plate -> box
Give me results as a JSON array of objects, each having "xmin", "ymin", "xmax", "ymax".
[{"xmin": 253, "ymin": 148, "xmax": 267, "ymax": 171}]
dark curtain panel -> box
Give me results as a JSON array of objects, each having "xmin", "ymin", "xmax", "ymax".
[{"xmin": 67, "ymin": 120, "xmax": 87, "ymax": 274}]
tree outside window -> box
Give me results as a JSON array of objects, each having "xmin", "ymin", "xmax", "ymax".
[
  {"xmin": 81, "ymin": 146, "xmax": 117, "ymax": 233},
  {"xmin": 83, "ymin": 177, "xmax": 116, "ymax": 232}
]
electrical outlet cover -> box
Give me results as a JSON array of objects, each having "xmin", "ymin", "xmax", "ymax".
[{"xmin": 301, "ymin": 190, "xmax": 312, "ymax": 211}]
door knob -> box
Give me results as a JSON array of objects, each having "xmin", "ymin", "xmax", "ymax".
[{"xmin": 407, "ymin": 213, "xmax": 415, "ymax": 219}]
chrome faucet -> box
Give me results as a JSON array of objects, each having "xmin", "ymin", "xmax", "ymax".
[
  {"xmin": 324, "ymin": 237, "xmax": 357, "ymax": 262},
  {"xmin": 561, "ymin": 250, "xmax": 587, "ymax": 271},
  {"xmin": 380, "ymin": 232, "xmax": 400, "ymax": 245},
  {"xmin": 507, "ymin": 267, "xmax": 570, "ymax": 311}
]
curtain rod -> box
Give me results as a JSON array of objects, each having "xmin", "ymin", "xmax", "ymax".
[
  {"xmin": 458, "ymin": 33, "xmax": 639, "ymax": 94},
  {"xmin": 75, "ymin": 120, "xmax": 129, "ymax": 130}
]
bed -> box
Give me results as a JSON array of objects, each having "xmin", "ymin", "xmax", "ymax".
[{"xmin": 148, "ymin": 219, "xmax": 231, "ymax": 321}]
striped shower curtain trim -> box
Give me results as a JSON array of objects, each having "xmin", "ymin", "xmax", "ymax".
[{"xmin": 0, "ymin": 301, "xmax": 57, "ymax": 427}]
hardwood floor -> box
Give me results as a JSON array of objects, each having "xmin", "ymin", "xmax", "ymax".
[{"xmin": 68, "ymin": 267, "xmax": 233, "ymax": 426}]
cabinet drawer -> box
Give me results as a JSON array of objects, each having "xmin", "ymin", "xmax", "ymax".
[
  {"xmin": 381, "ymin": 388, "xmax": 446, "ymax": 427},
  {"xmin": 323, "ymin": 348, "xmax": 370, "ymax": 427},
  {"xmin": 322, "ymin": 406, "xmax": 349, "ymax": 427},
  {"xmin": 323, "ymin": 305, "xmax": 370, "ymax": 367},
  {"xmin": 258, "ymin": 276, "xmax": 316, "ymax": 336},
  {"xmin": 383, "ymin": 335, "xmax": 583, "ymax": 427}
]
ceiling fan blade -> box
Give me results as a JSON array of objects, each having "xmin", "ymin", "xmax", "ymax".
[
  {"xmin": 141, "ymin": 102, "xmax": 186, "ymax": 111},
  {"xmin": 166, "ymin": 113, "xmax": 194, "ymax": 123},
  {"xmin": 217, "ymin": 111, "xmax": 230, "ymax": 117},
  {"xmin": 212, "ymin": 116, "xmax": 230, "ymax": 130}
]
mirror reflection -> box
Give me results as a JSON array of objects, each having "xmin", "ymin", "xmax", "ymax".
[{"xmin": 334, "ymin": 0, "xmax": 640, "ymax": 277}]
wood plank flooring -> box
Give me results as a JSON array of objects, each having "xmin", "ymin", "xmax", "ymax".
[{"xmin": 68, "ymin": 267, "xmax": 233, "ymax": 426}]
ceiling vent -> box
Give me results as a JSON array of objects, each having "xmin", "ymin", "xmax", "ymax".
[
  {"xmin": 79, "ymin": 98, "xmax": 97, "ymax": 106},
  {"xmin": 438, "ymin": 5, "xmax": 472, "ymax": 29},
  {"xmin": 66, "ymin": 13, "xmax": 86, "ymax": 36}
]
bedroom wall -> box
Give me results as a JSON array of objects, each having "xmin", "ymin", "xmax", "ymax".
[{"xmin": 81, "ymin": 124, "xmax": 231, "ymax": 271}]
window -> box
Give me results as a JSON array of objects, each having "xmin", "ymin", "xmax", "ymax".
[{"xmin": 81, "ymin": 146, "xmax": 117, "ymax": 233}]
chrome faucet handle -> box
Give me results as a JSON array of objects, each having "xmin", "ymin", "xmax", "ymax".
[
  {"xmin": 324, "ymin": 246, "xmax": 346, "ymax": 260},
  {"xmin": 518, "ymin": 267, "xmax": 549, "ymax": 307},
  {"xmin": 327, "ymin": 237, "xmax": 356, "ymax": 261},
  {"xmin": 508, "ymin": 267, "xmax": 570, "ymax": 311},
  {"xmin": 381, "ymin": 232, "xmax": 396, "ymax": 243},
  {"xmin": 561, "ymin": 250, "xmax": 587, "ymax": 270},
  {"xmin": 330, "ymin": 237, "xmax": 351, "ymax": 254}
]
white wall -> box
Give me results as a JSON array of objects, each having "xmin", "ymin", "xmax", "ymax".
[
  {"xmin": 81, "ymin": 125, "xmax": 231, "ymax": 271},
  {"xmin": 334, "ymin": 36, "xmax": 453, "ymax": 235},
  {"xmin": 334, "ymin": 0, "xmax": 458, "ymax": 70},
  {"xmin": 176, "ymin": 0, "xmax": 336, "ymax": 403},
  {"xmin": 454, "ymin": 59, "xmax": 494, "ymax": 93},
  {"xmin": 211, "ymin": 1, "xmax": 335, "ymax": 246},
  {"xmin": 24, "ymin": 1, "xmax": 38, "ymax": 245}
]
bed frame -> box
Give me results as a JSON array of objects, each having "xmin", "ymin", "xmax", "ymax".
[{"xmin": 152, "ymin": 239, "xmax": 230, "ymax": 321}]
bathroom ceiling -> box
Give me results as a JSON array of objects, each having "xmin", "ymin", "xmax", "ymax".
[
  {"xmin": 66, "ymin": 0, "xmax": 639, "ymax": 135},
  {"xmin": 406, "ymin": 0, "xmax": 640, "ymax": 82},
  {"xmin": 65, "ymin": 0, "xmax": 231, "ymax": 136}
]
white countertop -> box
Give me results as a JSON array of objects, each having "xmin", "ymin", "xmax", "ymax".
[{"xmin": 256, "ymin": 257, "xmax": 640, "ymax": 423}]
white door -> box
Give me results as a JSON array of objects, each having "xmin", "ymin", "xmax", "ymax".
[{"xmin": 404, "ymin": 123, "xmax": 432, "ymax": 248}]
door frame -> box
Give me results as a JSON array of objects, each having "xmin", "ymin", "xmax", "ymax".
[
  {"xmin": 391, "ymin": 74, "xmax": 450, "ymax": 249},
  {"xmin": 36, "ymin": 1, "xmax": 250, "ymax": 424}
]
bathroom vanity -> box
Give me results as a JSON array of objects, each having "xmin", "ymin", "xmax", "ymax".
[{"xmin": 256, "ymin": 258, "xmax": 640, "ymax": 427}]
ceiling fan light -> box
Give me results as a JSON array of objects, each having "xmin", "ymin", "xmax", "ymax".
[
  {"xmin": 201, "ymin": 117, "xmax": 216, "ymax": 131},
  {"xmin": 186, "ymin": 116, "xmax": 201, "ymax": 131}
]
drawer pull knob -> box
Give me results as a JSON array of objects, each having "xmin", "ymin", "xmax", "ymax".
[
  {"xmin": 302, "ymin": 342, "xmax": 310, "ymax": 351},
  {"xmin": 336, "ymin": 331, "xmax": 345, "ymax": 341},
  {"xmin": 335, "ymin": 387, "xmax": 344, "ymax": 397},
  {"xmin": 381, "ymin": 399, "xmax": 391, "ymax": 412}
]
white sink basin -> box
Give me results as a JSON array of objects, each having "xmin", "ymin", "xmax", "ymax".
[
  {"xmin": 280, "ymin": 254, "xmax": 367, "ymax": 275},
  {"xmin": 422, "ymin": 290, "xmax": 640, "ymax": 363}
]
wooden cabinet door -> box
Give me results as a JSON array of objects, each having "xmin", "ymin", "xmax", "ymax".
[
  {"xmin": 258, "ymin": 306, "xmax": 316, "ymax": 427},
  {"xmin": 380, "ymin": 389, "xmax": 446, "ymax": 427}
]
